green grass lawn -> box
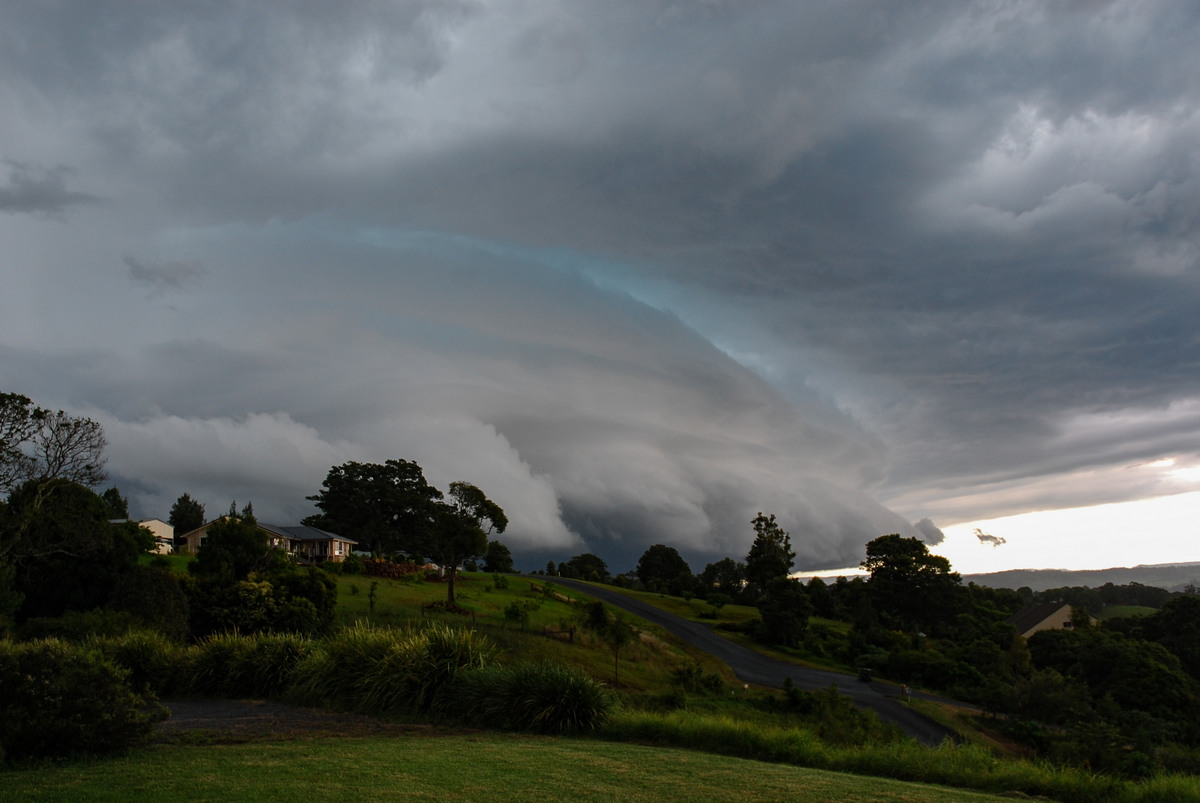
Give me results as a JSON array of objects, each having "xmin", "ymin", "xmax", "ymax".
[{"xmin": 0, "ymin": 733, "xmax": 1023, "ymax": 802}]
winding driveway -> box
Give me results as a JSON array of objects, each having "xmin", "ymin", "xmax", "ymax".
[{"xmin": 538, "ymin": 576, "xmax": 958, "ymax": 746}]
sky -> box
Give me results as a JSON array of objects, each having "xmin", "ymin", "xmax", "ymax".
[{"xmin": 2, "ymin": 1, "xmax": 1199, "ymax": 575}]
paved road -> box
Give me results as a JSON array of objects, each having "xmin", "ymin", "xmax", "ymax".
[{"xmin": 537, "ymin": 575, "xmax": 958, "ymax": 746}]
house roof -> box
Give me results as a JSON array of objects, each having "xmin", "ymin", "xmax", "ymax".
[
  {"xmin": 1007, "ymin": 601, "xmax": 1071, "ymax": 635},
  {"xmin": 257, "ymin": 521, "xmax": 358, "ymax": 544}
]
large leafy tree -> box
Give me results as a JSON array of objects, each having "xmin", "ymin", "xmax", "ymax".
[
  {"xmin": 860, "ymin": 533, "xmax": 963, "ymax": 632},
  {"xmin": 559, "ymin": 553, "xmax": 611, "ymax": 583},
  {"xmin": 304, "ymin": 459, "xmax": 442, "ymax": 556},
  {"xmin": 636, "ymin": 544, "xmax": 693, "ymax": 596},
  {"xmin": 699, "ymin": 557, "xmax": 747, "ymax": 599},
  {"xmin": 1, "ymin": 480, "xmax": 146, "ymax": 621},
  {"xmin": 427, "ymin": 481, "xmax": 507, "ymax": 604},
  {"xmin": 745, "ymin": 513, "xmax": 795, "ymax": 598},
  {"xmin": 483, "ymin": 539, "xmax": 514, "ymax": 573}
]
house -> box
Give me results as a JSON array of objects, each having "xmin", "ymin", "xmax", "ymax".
[
  {"xmin": 139, "ymin": 518, "xmax": 175, "ymax": 554},
  {"xmin": 1007, "ymin": 601, "xmax": 1083, "ymax": 638},
  {"xmin": 181, "ymin": 518, "xmax": 357, "ymax": 565}
]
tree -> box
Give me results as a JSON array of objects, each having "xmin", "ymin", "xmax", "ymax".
[
  {"xmin": 860, "ymin": 534, "xmax": 963, "ymax": 632},
  {"xmin": 559, "ymin": 553, "xmax": 610, "ymax": 583},
  {"xmin": 168, "ymin": 493, "xmax": 206, "ymax": 541},
  {"xmin": 426, "ymin": 482, "xmax": 507, "ymax": 604},
  {"xmin": 304, "ymin": 460, "xmax": 442, "ymax": 556},
  {"xmin": 1, "ymin": 480, "xmax": 145, "ymax": 621},
  {"xmin": 745, "ymin": 513, "xmax": 794, "ymax": 598},
  {"xmin": 699, "ymin": 557, "xmax": 747, "ymax": 600},
  {"xmin": 579, "ymin": 600, "xmax": 635, "ymax": 684},
  {"xmin": 101, "ymin": 487, "xmax": 129, "ymax": 519},
  {"xmin": 0, "ymin": 392, "xmax": 107, "ymax": 494},
  {"xmin": 636, "ymin": 544, "xmax": 693, "ymax": 595},
  {"xmin": 755, "ymin": 577, "xmax": 812, "ymax": 647},
  {"xmin": 483, "ymin": 539, "xmax": 515, "ymax": 573},
  {"xmin": 188, "ymin": 515, "xmax": 273, "ymax": 582}
]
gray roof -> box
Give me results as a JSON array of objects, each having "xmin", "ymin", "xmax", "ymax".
[
  {"xmin": 1006, "ymin": 601, "xmax": 1070, "ymax": 636},
  {"xmin": 257, "ymin": 521, "xmax": 357, "ymax": 545}
]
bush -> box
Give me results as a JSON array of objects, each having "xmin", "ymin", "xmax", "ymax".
[
  {"xmin": 89, "ymin": 629, "xmax": 185, "ymax": 696},
  {"xmin": 0, "ymin": 639, "xmax": 164, "ymax": 761},
  {"xmin": 442, "ymin": 663, "xmax": 615, "ymax": 733},
  {"xmin": 18, "ymin": 608, "xmax": 142, "ymax": 641}
]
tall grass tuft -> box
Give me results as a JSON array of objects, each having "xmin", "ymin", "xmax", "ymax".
[
  {"xmin": 185, "ymin": 632, "xmax": 254, "ymax": 697},
  {"xmin": 444, "ymin": 662, "xmax": 615, "ymax": 734},
  {"xmin": 288, "ymin": 623, "xmax": 397, "ymax": 707},
  {"xmin": 235, "ymin": 633, "xmax": 313, "ymax": 698},
  {"xmin": 357, "ymin": 624, "xmax": 497, "ymax": 714},
  {"xmin": 88, "ymin": 629, "xmax": 185, "ymax": 696}
]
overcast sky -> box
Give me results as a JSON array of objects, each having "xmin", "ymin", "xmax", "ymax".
[{"xmin": 3, "ymin": 1, "xmax": 1198, "ymax": 574}]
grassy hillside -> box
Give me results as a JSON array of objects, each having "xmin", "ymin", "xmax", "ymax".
[{"xmin": 0, "ymin": 733, "xmax": 1023, "ymax": 802}]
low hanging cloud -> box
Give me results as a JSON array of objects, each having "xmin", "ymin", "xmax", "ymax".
[
  {"xmin": 913, "ymin": 518, "xmax": 946, "ymax": 546},
  {"xmin": 974, "ymin": 529, "xmax": 1008, "ymax": 548}
]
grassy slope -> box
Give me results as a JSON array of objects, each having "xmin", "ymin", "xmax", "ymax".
[{"xmin": 0, "ymin": 734, "xmax": 1020, "ymax": 802}]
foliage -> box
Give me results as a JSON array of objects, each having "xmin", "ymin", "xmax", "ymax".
[
  {"xmin": 304, "ymin": 459, "xmax": 442, "ymax": 556},
  {"xmin": 636, "ymin": 544, "xmax": 694, "ymax": 596},
  {"xmin": 0, "ymin": 391, "xmax": 107, "ymax": 497},
  {"xmin": 109, "ymin": 564, "xmax": 191, "ymax": 640},
  {"xmin": 2, "ymin": 480, "xmax": 146, "ymax": 622},
  {"xmin": 361, "ymin": 557, "xmax": 424, "ymax": 579},
  {"xmin": 425, "ymin": 481, "xmax": 505, "ymax": 604},
  {"xmin": 860, "ymin": 534, "xmax": 963, "ymax": 633},
  {"xmin": 168, "ymin": 492, "xmax": 206, "ymax": 540},
  {"xmin": 0, "ymin": 638, "xmax": 163, "ymax": 761},
  {"xmin": 483, "ymin": 539, "xmax": 514, "ymax": 573},
  {"xmin": 187, "ymin": 515, "xmax": 274, "ymax": 582},
  {"xmin": 699, "ymin": 557, "xmax": 747, "ymax": 601},
  {"xmin": 101, "ymin": 486, "xmax": 129, "ymax": 518},
  {"xmin": 753, "ymin": 577, "xmax": 812, "ymax": 648},
  {"xmin": 443, "ymin": 662, "xmax": 615, "ymax": 733},
  {"xmin": 559, "ymin": 552, "xmax": 611, "ymax": 582},
  {"xmin": 744, "ymin": 513, "xmax": 794, "ymax": 598}
]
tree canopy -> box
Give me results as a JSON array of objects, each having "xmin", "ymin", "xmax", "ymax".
[
  {"xmin": 636, "ymin": 544, "xmax": 693, "ymax": 595},
  {"xmin": 0, "ymin": 392, "xmax": 106, "ymax": 494},
  {"xmin": 745, "ymin": 513, "xmax": 795, "ymax": 597},
  {"xmin": 168, "ymin": 493, "xmax": 206, "ymax": 537},
  {"xmin": 304, "ymin": 459, "xmax": 442, "ymax": 556},
  {"xmin": 425, "ymin": 481, "xmax": 505, "ymax": 604},
  {"xmin": 861, "ymin": 533, "xmax": 963, "ymax": 631}
]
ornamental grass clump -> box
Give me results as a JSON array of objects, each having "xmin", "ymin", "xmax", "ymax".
[
  {"xmin": 357, "ymin": 624, "xmax": 497, "ymax": 714},
  {"xmin": 288, "ymin": 623, "xmax": 397, "ymax": 707},
  {"xmin": 89, "ymin": 629, "xmax": 185, "ymax": 696},
  {"xmin": 444, "ymin": 662, "xmax": 615, "ymax": 734}
]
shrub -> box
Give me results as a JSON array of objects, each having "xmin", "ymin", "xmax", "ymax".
[
  {"xmin": 89, "ymin": 629, "xmax": 184, "ymax": 696},
  {"xmin": 18, "ymin": 608, "xmax": 142, "ymax": 641},
  {"xmin": 443, "ymin": 663, "xmax": 615, "ymax": 733},
  {"xmin": 0, "ymin": 639, "xmax": 164, "ymax": 761}
]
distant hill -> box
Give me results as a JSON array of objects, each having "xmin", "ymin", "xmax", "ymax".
[{"xmin": 962, "ymin": 562, "xmax": 1200, "ymax": 592}]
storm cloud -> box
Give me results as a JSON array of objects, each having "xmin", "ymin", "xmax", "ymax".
[{"xmin": 2, "ymin": 1, "xmax": 1198, "ymax": 571}]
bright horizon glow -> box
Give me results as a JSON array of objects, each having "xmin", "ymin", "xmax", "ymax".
[
  {"xmin": 936, "ymin": 491, "xmax": 1200, "ymax": 574},
  {"xmin": 800, "ymin": 491, "xmax": 1200, "ymax": 578}
]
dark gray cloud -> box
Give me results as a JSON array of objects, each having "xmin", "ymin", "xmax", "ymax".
[
  {"xmin": 2, "ymin": 1, "xmax": 1199, "ymax": 571},
  {"xmin": 125, "ymin": 256, "xmax": 204, "ymax": 294},
  {"xmin": 0, "ymin": 161, "xmax": 96, "ymax": 216}
]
